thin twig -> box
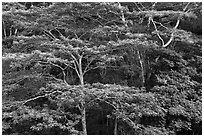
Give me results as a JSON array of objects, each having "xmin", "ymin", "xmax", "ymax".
[
  {"xmin": 38, "ymin": 61, "xmax": 69, "ymax": 86},
  {"xmin": 55, "ymin": 28, "xmax": 66, "ymax": 39},
  {"xmin": 153, "ymin": 21, "xmax": 169, "ymax": 30},
  {"xmin": 84, "ymin": 66, "xmax": 99, "ymax": 75},
  {"xmin": 83, "ymin": 56, "xmax": 99, "ymax": 74},
  {"xmin": 96, "ymin": 98, "xmax": 117, "ymax": 110},
  {"xmin": 134, "ymin": 3, "xmax": 142, "ymax": 11}
]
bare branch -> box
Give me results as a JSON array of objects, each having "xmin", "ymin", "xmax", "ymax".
[
  {"xmin": 83, "ymin": 66, "xmax": 100, "ymax": 75},
  {"xmin": 147, "ymin": 16, "xmax": 151, "ymax": 28},
  {"xmin": 104, "ymin": 20, "xmax": 120, "ymax": 26},
  {"xmin": 97, "ymin": 98, "xmax": 117, "ymax": 110},
  {"xmin": 163, "ymin": 2, "xmax": 190, "ymax": 48},
  {"xmin": 79, "ymin": 30, "xmax": 90, "ymax": 39},
  {"xmin": 78, "ymin": 55, "xmax": 83, "ymax": 76},
  {"xmin": 151, "ymin": 18, "xmax": 165, "ymax": 46},
  {"xmin": 42, "ymin": 31, "xmax": 55, "ymax": 40},
  {"xmin": 44, "ymin": 74, "xmax": 63, "ymax": 82},
  {"xmin": 139, "ymin": 3, "xmax": 147, "ymax": 10},
  {"xmin": 163, "ymin": 33, "xmax": 174, "ymax": 48},
  {"xmin": 118, "ymin": 2, "xmax": 128, "ymax": 27},
  {"xmin": 55, "ymin": 28, "xmax": 66, "ymax": 39},
  {"xmin": 41, "ymin": 29, "xmax": 56, "ymax": 40},
  {"xmin": 83, "ymin": 56, "xmax": 99, "ymax": 75},
  {"xmin": 9, "ymin": 26, "xmax": 13, "ymax": 37},
  {"xmin": 63, "ymin": 62, "xmax": 76, "ymax": 70},
  {"xmin": 92, "ymin": 18, "xmax": 104, "ymax": 26},
  {"xmin": 134, "ymin": 3, "xmax": 142, "ymax": 11},
  {"xmin": 183, "ymin": 2, "xmax": 190, "ymax": 11},
  {"xmin": 137, "ymin": 50, "xmax": 145, "ymax": 86},
  {"xmin": 49, "ymin": 62, "xmax": 69, "ymax": 85},
  {"xmin": 38, "ymin": 61, "xmax": 69, "ymax": 86},
  {"xmin": 77, "ymin": 104, "xmax": 82, "ymax": 113},
  {"xmin": 153, "ymin": 21, "xmax": 169, "ymax": 30},
  {"xmin": 96, "ymin": 98, "xmax": 138, "ymax": 131},
  {"xmin": 73, "ymin": 31, "xmax": 79, "ymax": 39},
  {"xmin": 2, "ymin": 89, "xmax": 63, "ymax": 107},
  {"xmin": 22, "ymin": 90, "xmax": 63, "ymax": 105},
  {"xmin": 123, "ymin": 117, "xmax": 138, "ymax": 130},
  {"xmin": 73, "ymin": 60, "xmax": 81, "ymax": 79},
  {"xmin": 162, "ymin": 16, "xmax": 181, "ymax": 48},
  {"xmin": 12, "ymin": 76, "xmax": 30, "ymax": 85},
  {"xmin": 3, "ymin": 24, "xmax": 7, "ymax": 38},
  {"xmin": 14, "ymin": 28, "xmax": 18, "ymax": 36},
  {"xmin": 70, "ymin": 53, "xmax": 80, "ymax": 67},
  {"xmin": 49, "ymin": 30, "xmax": 59, "ymax": 40},
  {"xmin": 151, "ymin": 2, "xmax": 157, "ymax": 9}
]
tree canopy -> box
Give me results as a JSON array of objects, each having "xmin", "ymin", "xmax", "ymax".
[{"xmin": 2, "ymin": 2, "xmax": 202, "ymax": 135}]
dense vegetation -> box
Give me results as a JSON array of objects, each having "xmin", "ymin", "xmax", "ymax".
[{"xmin": 2, "ymin": 2, "xmax": 202, "ymax": 135}]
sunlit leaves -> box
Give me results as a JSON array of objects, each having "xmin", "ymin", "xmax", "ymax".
[{"xmin": 2, "ymin": 2, "xmax": 202, "ymax": 135}]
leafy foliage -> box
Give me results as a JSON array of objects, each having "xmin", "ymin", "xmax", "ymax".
[{"xmin": 2, "ymin": 2, "xmax": 202, "ymax": 135}]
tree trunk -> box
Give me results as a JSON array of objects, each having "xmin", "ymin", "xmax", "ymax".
[
  {"xmin": 3, "ymin": 21, "xmax": 7, "ymax": 38},
  {"xmin": 81, "ymin": 104, "xmax": 87, "ymax": 135},
  {"xmin": 137, "ymin": 50, "xmax": 145, "ymax": 87},
  {"xmin": 10, "ymin": 27, "xmax": 12, "ymax": 37},
  {"xmin": 78, "ymin": 56, "xmax": 84, "ymax": 85},
  {"xmin": 114, "ymin": 118, "xmax": 117, "ymax": 135},
  {"xmin": 3, "ymin": 28, "xmax": 7, "ymax": 38},
  {"xmin": 78, "ymin": 56, "xmax": 87, "ymax": 134},
  {"xmin": 79, "ymin": 75, "xmax": 84, "ymax": 85},
  {"xmin": 14, "ymin": 29, "xmax": 18, "ymax": 36}
]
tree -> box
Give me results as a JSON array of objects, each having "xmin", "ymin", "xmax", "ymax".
[{"xmin": 2, "ymin": 2, "xmax": 202, "ymax": 135}]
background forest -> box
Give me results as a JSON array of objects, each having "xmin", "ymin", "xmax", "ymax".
[{"xmin": 2, "ymin": 2, "xmax": 202, "ymax": 135}]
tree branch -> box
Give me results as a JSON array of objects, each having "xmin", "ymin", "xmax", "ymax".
[
  {"xmin": 9, "ymin": 26, "xmax": 13, "ymax": 37},
  {"xmin": 73, "ymin": 31, "xmax": 79, "ymax": 39},
  {"xmin": 38, "ymin": 61, "xmax": 69, "ymax": 86},
  {"xmin": 3, "ymin": 24, "xmax": 7, "ymax": 38},
  {"xmin": 3, "ymin": 90, "xmax": 62, "ymax": 107},
  {"xmin": 47, "ymin": 62, "xmax": 67, "ymax": 83},
  {"xmin": 14, "ymin": 28, "xmax": 18, "ymax": 36},
  {"xmin": 151, "ymin": 2, "xmax": 157, "ymax": 9},
  {"xmin": 84, "ymin": 66, "xmax": 100, "ymax": 75},
  {"xmin": 44, "ymin": 74, "xmax": 63, "ymax": 82},
  {"xmin": 153, "ymin": 21, "xmax": 169, "ymax": 30},
  {"xmin": 83, "ymin": 56, "xmax": 99, "ymax": 75},
  {"xmin": 55, "ymin": 28, "xmax": 66, "ymax": 40},
  {"xmin": 162, "ymin": 16, "xmax": 180, "ymax": 48},
  {"xmin": 79, "ymin": 30, "xmax": 90, "ymax": 39},
  {"xmin": 139, "ymin": 3, "xmax": 147, "ymax": 10},
  {"xmin": 42, "ymin": 29, "xmax": 55, "ymax": 40},
  {"xmin": 49, "ymin": 30, "xmax": 59, "ymax": 40},
  {"xmin": 183, "ymin": 2, "xmax": 190, "ymax": 11},
  {"xmin": 97, "ymin": 98, "xmax": 117, "ymax": 110},
  {"xmin": 63, "ymin": 61, "xmax": 76, "ymax": 70},
  {"xmin": 151, "ymin": 18, "xmax": 165, "ymax": 46},
  {"xmin": 73, "ymin": 60, "xmax": 81, "ymax": 79},
  {"xmin": 118, "ymin": 2, "xmax": 127, "ymax": 27},
  {"xmin": 163, "ymin": 2, "xmax": 190, "ymax": 48},
  {"xmin": 22, "ymin": 90, "xmax": 63, "ymax": 105},
  {"xmin": 41, "ymin": 28, "xmax": 57, "ymax": 40},
  {"xmin": 137, "ymin": 50, "xmax": 145, "ymax": 86},
  {"xmin": 134, "ymin": 3, "xmax": 142, "ymax": 11}
]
